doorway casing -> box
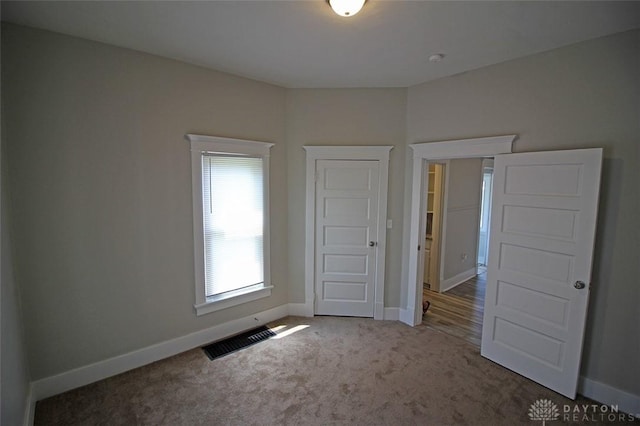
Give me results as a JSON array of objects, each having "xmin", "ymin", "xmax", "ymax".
[
  {"xmin": 402, "ymin": 135, "xmax": 516, "ymax": 326},
  {"xmin": 304, "ymin": 146, "xmax": 393, "ymax": 320}
]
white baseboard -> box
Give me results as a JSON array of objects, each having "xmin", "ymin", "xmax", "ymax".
[
  {"xmin": 31, "ymin": 304, "xmax": 289, "ymax": 402},
  {"xmin": 287, "ymin": 302, "xmax": 313, "ymax": 317},
  {"xmin": 440, "ymin": 267, "xmax": 477, "ymax": 293},
  {"xmin": 383, "ymin": 307, "xmax": 399, "ymax": 320},
  {"xmin": 579, "ymin": 376, "xmax": 640, "ymax": 418},
  {"xmin": 290, "ymin": 301, "xmax": 397, "ymax": 321}
]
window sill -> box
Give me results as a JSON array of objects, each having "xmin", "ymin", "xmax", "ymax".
[{"xmin": 194, "ymin": 284, "xmax": 273, "ymax": 316}]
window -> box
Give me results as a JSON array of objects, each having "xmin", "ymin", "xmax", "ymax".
[{"xmin": 188, "ymin": 134, "xmax": 273, "ymax": 316}]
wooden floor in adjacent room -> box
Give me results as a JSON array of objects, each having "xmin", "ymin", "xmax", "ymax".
[{"xmin": 422, "ymin": 271, "xmax": 486, "ymax": 347}]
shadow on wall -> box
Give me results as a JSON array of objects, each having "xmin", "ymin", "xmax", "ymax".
[{"xmin": 580, "ymin": 157, "xmax": 622, "ymax": 374}]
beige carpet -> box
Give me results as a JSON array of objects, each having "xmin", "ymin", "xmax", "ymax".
[{"xmin": 34, "ymin": 316, "xmax": 630, "ymax": 425}]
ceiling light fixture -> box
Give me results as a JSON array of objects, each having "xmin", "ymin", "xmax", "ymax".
[{"xmin": 328, "ymin": 0, "xmax": 366, "ymax": 17}]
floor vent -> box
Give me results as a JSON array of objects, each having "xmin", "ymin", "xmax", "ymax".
[{"xmin": 202, "ymin": 326, "xmax": 276, "ymax": 361}]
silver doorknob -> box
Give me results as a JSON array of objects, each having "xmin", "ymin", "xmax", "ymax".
[
  {"xmin": 574, "ymin": 281, "xmax": 586, "ymax": 289},
  {"xmin": 369, "ymin": 241, "xmax": 376, "ymax": 247}
]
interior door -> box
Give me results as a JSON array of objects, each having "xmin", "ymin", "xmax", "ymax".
[
  {"xmin": 481, "ymin": 148, "xmax": 602, "ymax": 399},
  {"xmin": 315, "ymin": 160, "xmax": 379, "ymax": 317}
]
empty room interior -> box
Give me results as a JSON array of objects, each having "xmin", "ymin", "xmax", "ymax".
[{"xmin": 1, "ymin": 1, "xmax": 639, "ymax": 425}]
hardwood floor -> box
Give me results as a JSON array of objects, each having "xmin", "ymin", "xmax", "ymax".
[{"xmin": 422, "ymin": 272, "xmax": 486, "ymax": 347}]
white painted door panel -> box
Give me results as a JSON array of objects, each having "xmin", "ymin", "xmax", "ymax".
[
  {"xmin": 315, "ymin": 160, "xmax": 379, "ymax": 317},
  {"xmin": 481, "ymin": 148, "xmax": 602, "ymax": 399}
]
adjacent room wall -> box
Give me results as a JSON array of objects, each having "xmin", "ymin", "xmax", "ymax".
[
  {"xmin": 285, "ymin": 89, "xmax": 407, "ymax": 309},
  {"xmin": 441, "ymin": 158, "xmax": 482, "ymax": 288},
  {"xmin": 1, "ymin": 23, "xmax": 288, "ymax": 381},
  {"xmin": 406, "ymin": 29, "xmax": 640, "ymax": 397}
]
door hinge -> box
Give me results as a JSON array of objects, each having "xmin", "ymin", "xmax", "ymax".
[{"xmin": 418, "ymin": 245, "xmax": 421, "ymax": 251}]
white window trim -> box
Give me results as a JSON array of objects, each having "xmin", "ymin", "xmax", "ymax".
[{"xmin": 187, "ymin": 134, "xmax": 274, "ymax": 316}]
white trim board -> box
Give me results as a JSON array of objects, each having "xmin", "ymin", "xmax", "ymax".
[
  {"xmin": 303, "ymin": 146, "xmax": 393, "ymax": 320},
  {"xmin": 410, "ymin": 135, "xmax": 515, "ymax": 159},
  {"xmin": 579, "ymin": 377, "xmax": 640, "ymax": 418}
]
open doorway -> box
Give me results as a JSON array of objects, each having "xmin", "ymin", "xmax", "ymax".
[
  {"xmin": 404, "ymin": 136, "xmax": 514, "ymax": 328},
  {"xmin": 406, "ymin": 137, "xmax": 603, "ymax": 398},
  {"xmin": 420, "ymin": 158, "xmax": 489, "ymax": 347},
  {"xmin": 422, "ymin": 274, "xmax": 486, "ymax": 347}
]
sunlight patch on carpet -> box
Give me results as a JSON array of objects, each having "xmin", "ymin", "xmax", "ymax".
[{"xmin": 271, "ymin": 324, "xmax": 309, "ymax": 339}]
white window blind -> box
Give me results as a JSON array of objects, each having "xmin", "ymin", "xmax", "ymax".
[{"xmin": 202, "ymin": 154, "xmax": 264, "ymax": 297}]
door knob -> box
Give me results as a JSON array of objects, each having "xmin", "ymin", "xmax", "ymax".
[
  {"xmin": 574, "ymin": 281, "xmax": 586, "ymax": 289},
  {"xmin": 369, "ymin": 241, "xmax": 376, "ymax": 247}
]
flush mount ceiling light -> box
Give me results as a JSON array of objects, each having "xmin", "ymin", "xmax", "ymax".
[{"xmin": 328, "ymin": 0, "xmax": 366, "ymax": 17}]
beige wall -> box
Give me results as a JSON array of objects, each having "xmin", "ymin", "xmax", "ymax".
[
  {"xmin": 407, "ymin": 29, "xmax": 640, "ymax": 395},
  {"xmin": 442, "ymin": 158, "xmax": 482, "ymax": 282},
  {"xmin": 285, "ymin": 89, "xmax": 407, "ymax": 308},
  {"xmin": 2, "ymin": 24, "xmax": 288, "ymax": 380}
]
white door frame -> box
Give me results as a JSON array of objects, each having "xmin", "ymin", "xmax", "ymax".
[
  {"xmin": 304, "ymin": 146, "xmax": 393, "ymax": 319},
  {"xmin": 402, "ymin": 135, "xmax": 516, "ymax": 326}
]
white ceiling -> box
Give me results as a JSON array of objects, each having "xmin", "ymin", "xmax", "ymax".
[{"xmin": 2, "ymin": 1, "xmax": 639, "ymax": 88}]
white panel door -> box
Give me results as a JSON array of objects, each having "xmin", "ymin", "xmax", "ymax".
[
  {"xmin": 481, "ymin": 148, "xmax": 602, "ymax": 398},
  {"xmin": 315, "ymin": 160, "xmax": 379, "ymax": 317}
]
